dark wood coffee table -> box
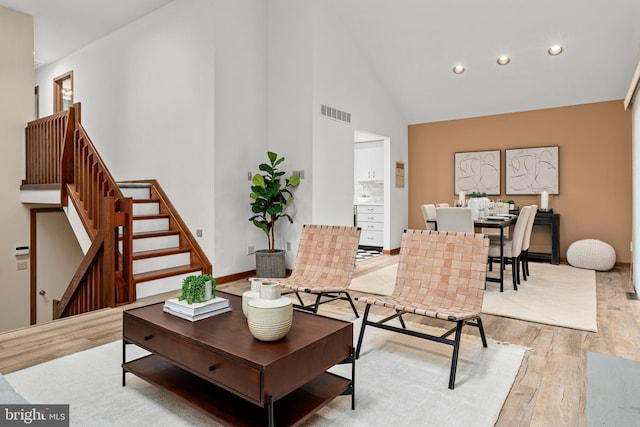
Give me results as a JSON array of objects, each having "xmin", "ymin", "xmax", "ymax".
[{"xmin": 122, "ymin": 291, "xmax": 354, "ymax": 426}]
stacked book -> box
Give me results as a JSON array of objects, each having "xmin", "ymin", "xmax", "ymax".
[{"xmin": 163, "ymin": 296, "xmax": 231, "ymax": 322}]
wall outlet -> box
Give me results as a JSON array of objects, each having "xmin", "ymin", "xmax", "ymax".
[
  {"xmin": 17, "ymin": 261, "xmax": 28, "ymax": 271},
  {"xmin": 196, "ymin": 229, "xmax": 203, "ymax": 237},
  {"xmin": 247, "ymin": 245, "xmax": 254, "ymax": 255}
]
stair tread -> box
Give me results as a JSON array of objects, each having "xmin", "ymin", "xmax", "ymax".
[
  {"xmin": 129, "ymin": 230, "xmax": 180, "ymax": 239},
  {"xmin": 134, "ymin": 264, "xmax": 203, "ymax": 283},
  {"xmin": 118, "ymin": 182, "xmax": 152, "ymax": 188},
  {"xmin": 133, "ymin": 213, "xmax": 170, "ymax": 220},
  {"xmin": 133, "ymin": 247, "xmax": 191, "ymax": 260},
  {"xmin": 132, "ymin": 199, "xmax": 159, "ymax": 204}
]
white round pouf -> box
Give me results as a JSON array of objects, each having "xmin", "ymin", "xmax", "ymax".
[{"xmin": 566, "ymin": 239, "xmax": 616, "ymax": 271}]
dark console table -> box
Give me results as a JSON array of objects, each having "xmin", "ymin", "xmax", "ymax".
[{"xmin": 529, "ymin": 211, "xmax": 560, "ymax": 265}]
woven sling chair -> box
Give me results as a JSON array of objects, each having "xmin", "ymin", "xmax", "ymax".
[
  {"xmin": 355, "ymin": 230, "xmax": 489, "ymax": 389},
  {"xmin": 279, "ymin": 224, "xmax": 362, "ymax": 318}
]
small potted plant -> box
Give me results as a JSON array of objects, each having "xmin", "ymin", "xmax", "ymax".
[
  {"xmin": 506, "ymin": 200, "xmax": 516, "ymax": 210},
  {"xmin": 179, "ymin": 274, "xmax": 216, "ymax": 304}
]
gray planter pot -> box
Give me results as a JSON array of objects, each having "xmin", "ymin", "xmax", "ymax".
[{"xmin": 255, "ymin": 249, "xmax": 286, "ymax": 278}]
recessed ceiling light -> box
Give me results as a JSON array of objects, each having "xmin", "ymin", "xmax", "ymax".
[
  {"xmin": 548, "ymin": 45, "xmax": 563, "ymax": 56},
  {"xmin": 452, "ymin": 65, "xmax": 465, "ymax": 74},
  {"xmin": 497, "ymin": 55, "xmax": 510, "ymax": 66}
]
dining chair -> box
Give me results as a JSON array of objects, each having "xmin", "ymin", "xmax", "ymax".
[
  {"xmin": 279, "ymin": 224, "xmax": 361, "ymax": 318},
  {"xmin": 355, "ymin": 230, "xmax": 490, "ymax": 389},
  {"xmin": 488, "ymin": 206, "xmax": 532, "ymax": 290},
  {"xmin": 420, "ymin": 204, "xmax": 437, "ymax": 230},
  {"xmin": 436, "ymin": 203, "xmax": 450, "ymax": 207},
  {"xmin": 436, "ymin": 207, "xmax": 474, "ymax": 233},
  {"xmin": 520, "ymin": 204, "xmax": 538, "ymax": 279}
]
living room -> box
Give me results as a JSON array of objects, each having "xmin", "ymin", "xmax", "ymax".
[{"xmin": 1, "ymin": 0, "xmax": 640, "ymax": 425}]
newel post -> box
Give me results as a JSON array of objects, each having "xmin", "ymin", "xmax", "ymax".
[{"xmin": 59, "ymin": 105, "xmax": 77, "ymax": 207}]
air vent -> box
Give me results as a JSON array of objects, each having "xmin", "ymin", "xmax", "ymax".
[{"xmin": 321, "ymin": 104, "xmax": 351, "ymax": 124}]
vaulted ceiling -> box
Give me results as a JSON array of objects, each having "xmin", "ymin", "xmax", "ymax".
[{"xmin": 2, "ymin": 0, "xmax": 639, "ymax": 124}]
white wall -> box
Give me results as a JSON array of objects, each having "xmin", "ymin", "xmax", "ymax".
[
  {"xmin": 633, "ymin": 95, "xmax": 639, "ymax": 292},
  {"xmin": 35, "ymin": 0, "xmax": 269, "ymax": 277},
  {"xmin": 267, "ymin": 1, "xmax": 408, "ymax": 255},
  {"xmin": 267, "ymin": 0, "xmax": 314, "ymax": 260},
  {"xmin": 31, "ymin": 0, "xmax": 409, "ymax": 288},
  {"xmin": 311, "ymin": 2, "xmax": 408, "ymax": 250},
  {"xmin": 212, "ymin": 0, "xmax": 269, "ymax": 274},
  {"xmin": 0, "ymin": 7, "xmax": 33, "ymax": 331}
]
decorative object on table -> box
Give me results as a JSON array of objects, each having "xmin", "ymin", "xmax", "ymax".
[
  {"xmin": 163, "ymin": 296, "xmax": 231, "ymax": 321},
  {"xmin": 507, "ymin": 199, "xmax": 515, "ymax": 210},
  {"xmin": 457, "ymin": 190, "xmax": 465, "ymax": 207},
  {"xmin": 357, "ymin": 194, "xmax": 370, "ymax": 203},
  {"xmin": 566, "ymin": 239, "xmax": 616, "ymax": 271},
  {"xmin": 247, "ymin": 281, "xmax": 293, "ymax": 341},
  {"xmin": 249, "ymin": 151, "xmax": 300, "ymax": 278},
  {"xmin": 539, "ymin": 190, "xmax": 550, "ymax": 211},
  {"xmin": 178, "ymin": 274, "xmax": 216, "ymax": 304},
  {"xmin": 242, "ymin": 278, "xmax": 263, "ymax": 317},
  {"xmin": 454, "ymin": 150, "xmax": 500, "ymax": 195},
  {"xmin": 505, "ymin": 146, "xmax": 559, "ymax": 195},
  {"xmin": 467, "ymin": 192, "xmax": 488, "ymax": 219},
  {"xmin": 163, "ymin": 274, "xmax": 230, "ymax": 321}
]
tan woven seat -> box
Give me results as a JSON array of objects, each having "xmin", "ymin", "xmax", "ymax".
[
  {"xmin": 355, "ymin": 230, "xmax": 489, "ymax": 389},
  {"xmin": 279, "ymin": 224, "xmax": 361, "ymax": 318}
]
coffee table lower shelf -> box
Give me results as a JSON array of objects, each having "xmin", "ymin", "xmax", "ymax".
[{"xmin": 123, "ymin": 354, "xmax": 351, "ymax": 427}]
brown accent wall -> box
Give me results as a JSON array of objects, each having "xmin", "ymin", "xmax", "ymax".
[{"xmin": 408, "ymin": 100, "xmax": 632, "ymax": 263}]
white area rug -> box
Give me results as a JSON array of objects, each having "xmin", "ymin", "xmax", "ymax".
[
  {"xmin": 349, "ymin": 261, "xmax": 597, "ymax": 332},
  {"xmin": 482, "ymin": 262, "xmax": 597, "ymax": 332},
  {"xmin": 6, "ymin": 320, "xmax": 527, "ymax": 427},
  {"xmin": 348, "ymin": 263, "xmax": 397, "ymax": 295}
]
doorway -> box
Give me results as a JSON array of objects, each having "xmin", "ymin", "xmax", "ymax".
[
  {"xmin": 31, "ymin": 208, "xmax": 84, "ymax": 324},
  {"xmin": 353, "ymin": 130, "xmax": 390, "ymax": 250}
]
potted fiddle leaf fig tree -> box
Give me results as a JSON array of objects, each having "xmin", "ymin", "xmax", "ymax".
[{"xmin": 249, "ymin": 151, "xmax": 300, "ymax": 278}]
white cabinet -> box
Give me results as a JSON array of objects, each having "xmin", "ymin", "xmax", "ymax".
[
  {"xmin": 355, "ymin": 204, "xmax": 383, "ymax": 247},
  {"xmin": 354, "ymin": 140, "xmax": 384, "ymax": 182}
]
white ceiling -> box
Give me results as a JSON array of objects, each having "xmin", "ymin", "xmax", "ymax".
[
  {"xmin": 0, "ymin": 0, "xmax": 172, "ymax": 65},
  {"xmin": 2, "ymin": 0, "xmax": 639, "ymax": 124}
]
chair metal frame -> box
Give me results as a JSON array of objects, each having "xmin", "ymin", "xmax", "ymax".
[
  {"xmin": 279, "ymin": 224, "xmax": 361, "ymax": 318},
  {"xmin": 355, "ymin": 230, "xmax": 490, "ymax": 389}
]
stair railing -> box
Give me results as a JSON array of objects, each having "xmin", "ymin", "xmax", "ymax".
[{"xmin": 54, "ymin": 115, "xmax": 134, "ymax": 317}]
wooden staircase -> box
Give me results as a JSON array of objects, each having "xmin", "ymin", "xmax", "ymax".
[
  {"xmin": 119, "ymin": 181, "xmax": 209, "ymax": 298},
  {"xmin": 21, "ymin": 103, "xmax": 212, "ymax": 319}
]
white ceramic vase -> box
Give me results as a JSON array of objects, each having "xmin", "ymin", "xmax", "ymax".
[
  {"xmin": 247, "ymin": 281, "xmax": 293, "ymax": 342},
  {"xmin": 242, "ymin": 278, "xmax": 263, "ymax": 317}
]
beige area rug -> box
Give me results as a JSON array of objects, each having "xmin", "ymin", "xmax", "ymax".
[
  {"xmin": 349, "ymin": 261, "xmax": 597, "ymax": 332},
  {"xmin": 482, "ymin": 262, "xmax": 597, "ymax": 332},
  {"xmin": 348, "ymin": 263, "xmax": 398, "ymax": 295},
  {"xmin": 5, "ymin": 320, "xmax": 527, "ymax": 427}
]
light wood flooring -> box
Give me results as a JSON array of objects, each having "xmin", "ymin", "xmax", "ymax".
[{"xmin": 0, "ymin": 254, "xmax": 638, "ymax": 426}]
